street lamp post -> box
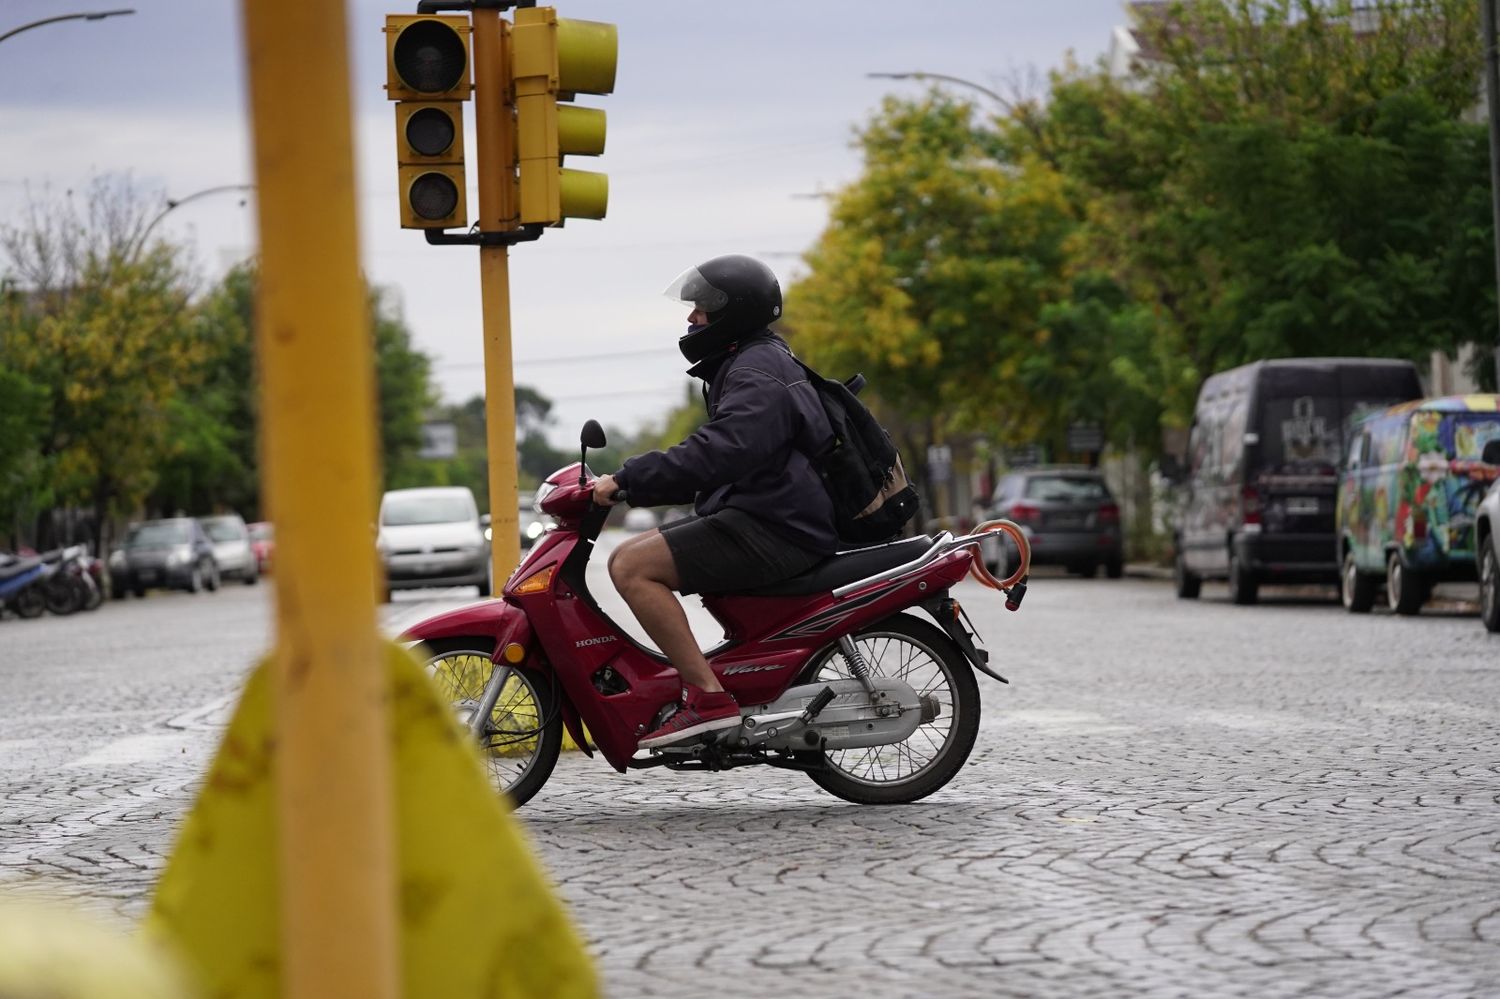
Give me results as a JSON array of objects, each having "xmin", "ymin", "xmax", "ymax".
[
  {"xmin": 0, "ymin": 9, "xmax": 134, "ymax": 47},
  {"xmin": 866, "ymin": 70, "xmax": 1009, "ymax": 109},
  {"xmin": 135, "ymin": 184, "xmax": 255, "ymax": 257},
  {"xmin": 867, "ymin": 71, "xmax": 1015, "ymax": 527}
]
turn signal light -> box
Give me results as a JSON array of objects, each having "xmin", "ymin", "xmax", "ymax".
[{"xmin": 513, "ymin": 565, "xmax": 554, "ymax": 595}]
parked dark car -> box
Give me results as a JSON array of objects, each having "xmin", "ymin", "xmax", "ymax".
[
  {"xmin": 1172, "ymin": 357, "xmax": 1423, "ymax": 605},
  {"xmin": 108, "ymin": 518, "xmax": 220, "ymax": 597},
  {"xmin": 982, "ymin": 467, "xmax": 1123, "ymax": 578}
]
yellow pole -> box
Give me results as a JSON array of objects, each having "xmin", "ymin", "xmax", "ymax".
[
  {"xmin": 474, "ymin": 8, "xmax": 522, "ymax": 584},
  {"xmin": 240, "ymin": 1, "xmax": 397, "ymax": 997}
]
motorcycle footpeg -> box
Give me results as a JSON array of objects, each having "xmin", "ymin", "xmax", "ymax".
[{"xmin": 798, "ymin": 686, "xmax": 837, "ymax": 725}]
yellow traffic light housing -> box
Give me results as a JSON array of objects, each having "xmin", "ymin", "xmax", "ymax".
[
  {"xmin": 510, "ymin": 7, "xmax": 617, "ymax": 225},
  {"xmin": 386, "ymin": 15, "xmax": 472, "ymax": 100},
  {"xmin": 386, "ymin": 15, "xmax": 472, "ymax": 229}
]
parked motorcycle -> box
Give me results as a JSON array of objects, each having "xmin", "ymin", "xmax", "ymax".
[
  {"xmin": 401, "ymin": 420, "xmax": 1030, "ymax": 807},
  {"xmin": 0, "ymin": 554, "xmax": 49, "ymax": 620},
  {"xmin": 37, "ymin": 546, "xmax": 96, "ymax": 616}
]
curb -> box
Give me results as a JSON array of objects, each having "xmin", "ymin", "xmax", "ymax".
[{"xmin": 1124, "ymin": 563, "xmax": 1174, "ymax": 581}]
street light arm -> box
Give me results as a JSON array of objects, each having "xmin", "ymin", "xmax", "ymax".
[
  {"xmin": 135, "ymin": 184, "xmax": 255, "ymax": 257},
  {"xmin": 0, "ymin": 9, "xmax": 134, "ymax": 46},
  {"xmin": 867, "ymin": 71, "xmax": 1010, "ymax": 109}
]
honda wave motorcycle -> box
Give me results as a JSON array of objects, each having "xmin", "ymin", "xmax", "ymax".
[{"xmin": 401, "ymin": 421, "xmax": 1031, "ymax": 807}]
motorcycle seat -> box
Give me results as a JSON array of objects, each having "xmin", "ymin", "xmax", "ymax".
[
  {"xmin": 740, "ymin": 535, "xmax": 935, "ymax": 597},
  {"xmin": 0, "ymin": 556, "xmax": 42, "ymax": 582}
]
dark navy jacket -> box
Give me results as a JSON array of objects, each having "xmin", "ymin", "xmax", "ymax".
[{"xmin": 613, "ymin": 332, "xmax": 838, "ymax": 554}]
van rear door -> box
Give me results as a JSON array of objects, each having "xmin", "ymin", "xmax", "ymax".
[{"xmin": 1251, "ymin": 363, "xmax": 1422, "ymax": 537}]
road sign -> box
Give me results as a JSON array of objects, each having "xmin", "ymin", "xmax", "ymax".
[
  {"xmin": 1067, "ymin": 422, "xmax": 1104, "ymax": 453},
  {"xmin": 419, "ymin": 421, "xmax": 458, "ymax": 459}
]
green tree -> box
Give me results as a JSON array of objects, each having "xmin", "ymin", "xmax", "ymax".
[
  {"xmin": 1026, "ymin": 0, "xmax": 1496, "ymax": 421},
  {"xmin": 785, "ymin": 93, "xmax": 1087, "ymax": 507},
  {"xmin": 374, "ymin": 287, "xmax": 440, "ymax": 490},
  {"xmin": 0, "ymin": 363, "xmax": 49, "ymax": 545},
  {"xmin": 0, "ymin": 178, "xmax": 199, "ymax": 549},
  {"xmin": 153, "ymin": 265, "xmax": 443, "ymax": 516},
  {"xmin": 152, "ymin": 263, "xmax": 259, "ymax": 517}
]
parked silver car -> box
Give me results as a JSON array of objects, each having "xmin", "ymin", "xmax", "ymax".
[
  {"xmin": 377, "ymin": 487, "xmax": 490, "ymax": 601},
  {"xmin": 199, "ymin": 514, "xmax": 260, "ymax": 584},
  {"xmin": 1475, "ymin": 440, "xmax": 1500, "ymax": 633}
]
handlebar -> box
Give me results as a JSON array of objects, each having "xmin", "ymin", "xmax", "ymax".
[{"xmin": 962, "ymin": 520, "xmax": 1031, "ymax": 609}]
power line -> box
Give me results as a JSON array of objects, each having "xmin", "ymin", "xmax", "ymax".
[
  {"xmin": 435, "ymin": 345, "xmax": 679, "ymax": 370},
  {"xmin": 547, "ymin": 384, "xmax": 690, "ymax": 402}
]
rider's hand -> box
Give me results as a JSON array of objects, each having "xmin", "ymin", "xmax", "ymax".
[{"xmin": 593, "ymin": 473, "xmax": 620, "ymax": 506}]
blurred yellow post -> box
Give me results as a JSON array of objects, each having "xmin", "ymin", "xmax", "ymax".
[
  {"xmin": 474, "ymin": 8, "xmax": 522, "ymax": 584},
  {"xmin": 240, "ymin": 0, "xmax": 397, "ymax": 997}
]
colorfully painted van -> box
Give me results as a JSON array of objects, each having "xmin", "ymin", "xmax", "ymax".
[{"xmin": 1337, "ymin": 395, "xmax": 1500, "ymax": 615}]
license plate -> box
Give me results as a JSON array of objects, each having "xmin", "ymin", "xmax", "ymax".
[
  {"xmin": 138, "ymin": 570, "xmax": 157, "ymax": 582},
  {"xmin": 1285, "ymin": 497, "xmax": 1319, "ymax": 515},
  {"xmin": 1049, "ymin": 514, "xmax": 1084, "ymax": 529}
]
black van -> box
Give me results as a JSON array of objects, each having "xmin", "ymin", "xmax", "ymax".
[{"xmin": 1173, "ymin": 358, "xmax": 1422, "ymax": 604}]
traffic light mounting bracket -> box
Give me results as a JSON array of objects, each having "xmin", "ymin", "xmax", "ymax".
[
  {"xmin": 423, "ymin": 223, "xmax": 545, "ymax": 247},
  {"xmin": 416, "ymin": 0, "xmax": 536, "ymax": 12}
]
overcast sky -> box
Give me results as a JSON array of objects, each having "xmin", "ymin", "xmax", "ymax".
[{"xmin": 1, "ymin": 0, "xmax": 1126, "ymax": 444}]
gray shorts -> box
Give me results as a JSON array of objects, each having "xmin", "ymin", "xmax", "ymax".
[{"xmin": 659, "ymin": 508, "xmax": 822, "ymax": 595}]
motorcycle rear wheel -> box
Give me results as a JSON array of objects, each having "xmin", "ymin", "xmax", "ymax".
[
  {"xmin": 418, "ymin": 637, "xmax": 562, "ymax": 807},
  {"xmin": 797, "ymin": 614, "xmax": 980, "ymax": 805}
]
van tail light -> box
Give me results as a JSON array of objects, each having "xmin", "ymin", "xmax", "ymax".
[
  {"xmin": 1097, "ymin": 503, "xmax": 1120, "ymax": 525},
  {"xmin": 1242, "ymin": 485, "xmax": 1262, "ymax": 526},
  {"xmin": 1009, "ymin": 502, "xmax": 1040, "ymax": 523}
]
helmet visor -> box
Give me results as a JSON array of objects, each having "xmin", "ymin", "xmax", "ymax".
[{"xmin": 663, "ymin": 265, "xmax": 730, "ymax": 314}]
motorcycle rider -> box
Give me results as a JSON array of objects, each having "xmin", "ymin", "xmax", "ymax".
[{"xmin": 593, "ymin": 255, "xmax": 838, "ymax": 749}]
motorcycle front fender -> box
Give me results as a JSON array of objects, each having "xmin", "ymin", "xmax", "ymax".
[
  {"xmin": 399, "ymin": 597, "xmax": 533, "ymax": 663},
  {"xmin": 399, "ymin": 599, "xmax": 592, "ymax": 757}
]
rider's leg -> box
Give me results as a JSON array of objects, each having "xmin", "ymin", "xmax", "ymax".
[{"xmin": 608, "ymin": 532, "xmax": 723, "ymax": 693}]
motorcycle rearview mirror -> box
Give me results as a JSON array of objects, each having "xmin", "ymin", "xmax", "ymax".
[{"xmin": 580, "ymin": 420, "xmax": 607, "ymax": 486}]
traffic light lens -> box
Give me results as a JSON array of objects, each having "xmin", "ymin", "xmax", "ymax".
[
  {"xmin": 393, "ymin": 20, "xmax": 467, "ymax": 94},
  {"xmin": 406, "ymin": 107, "xmax": 456, "ymax": 157},
  {"xmin": 410, "ymin": 173, "xmax": 459, "ymax": 221}
]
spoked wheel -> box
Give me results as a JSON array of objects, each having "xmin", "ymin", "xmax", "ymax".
[
  {"xmin": 419, "ymin": 637, "xmax": 562, "ymax": 807},
  {"xmin": 797, "ymin": 614, "xmax": 980, "ymax": 805}
]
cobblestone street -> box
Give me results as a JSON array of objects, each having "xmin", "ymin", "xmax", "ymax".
[{"xmin": 2, "ymin": 545, "xmax": 1497, "ymax": 998}]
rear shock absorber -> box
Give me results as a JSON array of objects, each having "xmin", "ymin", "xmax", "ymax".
[{"xmin": 836, "ymin": 634, "xmax": 882, "ymax": 700}]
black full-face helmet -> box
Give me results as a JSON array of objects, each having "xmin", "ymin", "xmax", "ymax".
[{"xmin": 664, "ymin": 254, "xmax": 783, "ymax": 364}]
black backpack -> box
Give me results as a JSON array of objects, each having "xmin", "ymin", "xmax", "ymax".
[{"xmin": 795, "ymin": 360, "xmax": 921, "ymax": 544}]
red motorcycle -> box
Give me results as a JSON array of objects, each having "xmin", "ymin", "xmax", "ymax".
[{"xmin": 401, "ymin": 421, "xmax": 1030, "ymax": 807}]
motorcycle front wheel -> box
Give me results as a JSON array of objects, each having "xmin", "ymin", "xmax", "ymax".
[
  {"xmin": 419, "ymin": 637, "xmax": 563, "ymax": 807},
  {"xmin": 797, "ymin": 614, "xmax": 981, "ymax": 805},
  {"xmin": 43, "ymin": 576, "xmax": 83, "ymax": 616},
  {"xmin": 13, "ymin": 585, "xmax": 46, "ymax": 619}
]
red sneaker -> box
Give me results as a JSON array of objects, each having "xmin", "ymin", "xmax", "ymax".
[{"xmin": 639, "ymin": 686, "xmax": 741, "ymax": 749}]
